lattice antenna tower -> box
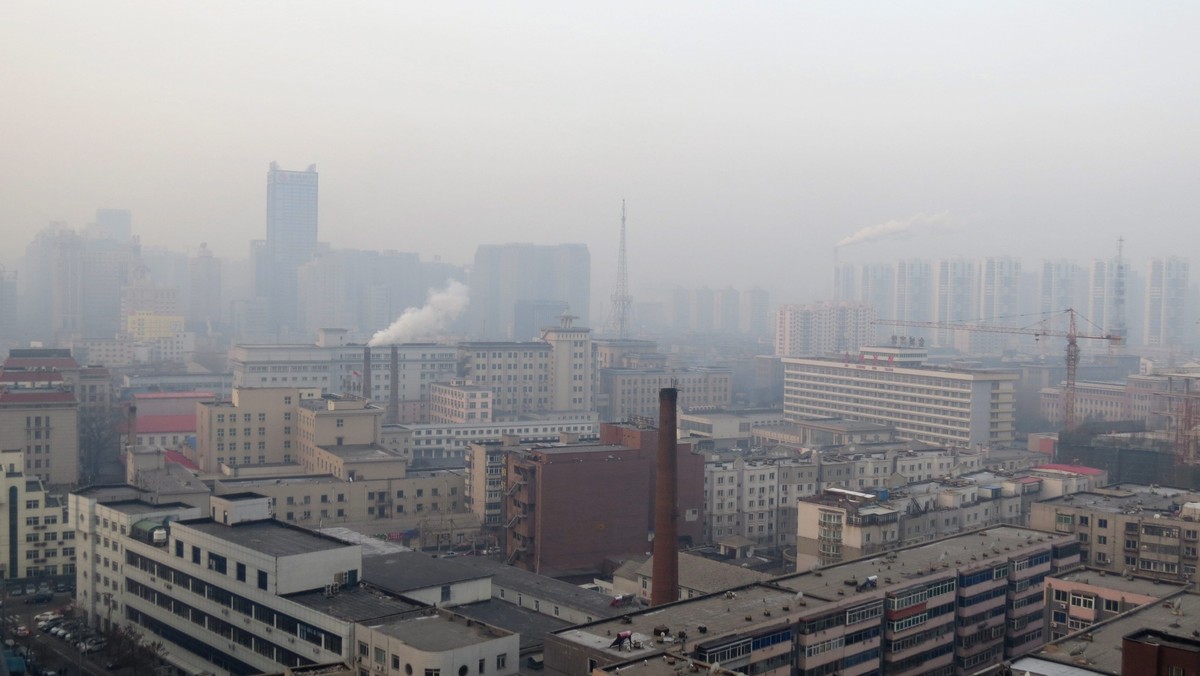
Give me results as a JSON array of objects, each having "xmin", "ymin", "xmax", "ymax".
[{"xmin": 607, "ymin": 200, "xmax": 634, "ymax": 338}]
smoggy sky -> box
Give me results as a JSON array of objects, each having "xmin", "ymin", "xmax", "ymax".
[{"xmin": 1, "ymin": 2, "xmax": 1197, "ymax": 304}]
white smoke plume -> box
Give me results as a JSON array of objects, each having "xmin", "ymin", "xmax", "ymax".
[
  {"xmin": 368, "ymin": 280, "xmax": 469, "ymax": 347},
  {"xmin": 835, "ymin": 211, "xmax": 952, "ymax": 248}
]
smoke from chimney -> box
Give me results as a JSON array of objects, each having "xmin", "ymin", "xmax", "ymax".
[
  {"xmin": 651, "ymin": 387, "xmax": 679, "ymax": 607},
  {"xmin": 369, "ymin": 280, "xmax": 469, "ymax": 346},
  {"xmin": 835, "ymin": 211, "xmax": 952, "ymax": 248}
]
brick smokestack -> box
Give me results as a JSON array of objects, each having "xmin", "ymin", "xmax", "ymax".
[
  {"xmin": 651, "ymin": 387, "xmax": 679, "ymax": 606},
  {"xmin": 362, "ymin": 346, "xmax": 372, "ymax": 401},
  {"xmin": 127, "ymin": 404, "xmax": 138, "ymax": 452},
  {"xmin": 388, "ymin": 344, "xmax": 400, "ymax": 424}
]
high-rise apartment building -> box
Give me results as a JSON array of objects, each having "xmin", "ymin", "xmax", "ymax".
[
  {"xmin": 1039, "ymin": 259, "xmax": 1082, "ymax": 317},
  {"xmin": 468, "ymin": 243, "xmax": 589, "ymax": 340},
  {"xmin": 1144, "ymin": 256, "xmax": 1190, "ymax": 347},
  {"xmin": 933, "ymin": 257, "xmax": 976, "ymax": 347},
  {"xmin": 259, "ymin": 162, "xmax": 319, "ymax": 335},
  {"xmin": 774, "ymin": 302, "xmax": 875, "ymax": 358},
  {"xmin": 187, "ymin": 243, "xmax": 223, "ymax": 329},
  {"xmin": 892, "ymin": 259, "xmax": 933, "ymax": 341}
]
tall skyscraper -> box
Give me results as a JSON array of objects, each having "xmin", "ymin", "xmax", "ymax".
[
  {"xmin": 468, "ymin": 243, "xmax": 590, "ymax": 339},
  {"xmin": 1144, "ymin": 256, "xmax": 1190, "ymax": 347},
  {"xmin": 259, "ymin": 162, "xmax": 319, "ymax": 335},
  {"xmin": 774, "ymin": 301, "xmax": 875, "ymax": 357}
]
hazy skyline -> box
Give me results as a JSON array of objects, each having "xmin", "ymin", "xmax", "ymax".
[{"xmin": 2, "ymin": 2, "xmax": 1197, "ymax": 305}]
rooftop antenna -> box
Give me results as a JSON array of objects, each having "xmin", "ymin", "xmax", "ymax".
[{"xmin": 606, "ymin": 199, "xmax": 634, "ymax": 339}]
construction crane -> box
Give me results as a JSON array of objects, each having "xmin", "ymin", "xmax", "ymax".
[{"xmin": 873, "ymin": 308, "xmax": 1123, "ymax": 432}]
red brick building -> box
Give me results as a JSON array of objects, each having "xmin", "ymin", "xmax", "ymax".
[{"xmin": 505, "ymin": 422, "xmax": 704, "ymax": 576}]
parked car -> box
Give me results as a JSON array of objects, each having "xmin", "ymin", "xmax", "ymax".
[
  {"xmin": 24, "ymin": 592, "xmax": 53, "ymax": 605},
  {"xmin": 23, "ymin": 584, "xmax": 35, "ymax": 595},
  {"xmin": 38, "ymin": 618, "xmax": 64, "ymax": 632},
  {"xmin": 80, "ymin": 638, "xmax": 107, "ymax": 654},
  {"xmin": 33, "ymin": 611, "xmax": 61, "ymax": 623},
  {"xmin": 9, "ymin": 586, "xmax": 24, "ymax": 597},
  {"xmin": 54, "ymin": 583, "xmax": 68, "ymax": 593}
]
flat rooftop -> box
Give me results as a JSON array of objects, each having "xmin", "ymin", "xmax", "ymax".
[
  {"xmin": 1051, "ymin": 568, "xmax": 1186, "ymax": 598},
  {"xmin": 363, "ymin": 551, "xmax": 490, "ymax": 594},
  {"xmin": 528, "ymin": 443, "xmax": 631, "ymax": 456},
  {"xmin": 218, "ymin": 474, "xmax": 343, "ymax": 487},
  {"xmin": 288, "ymin": 586, "xmax": 424, "ymax": 622},
  {"xmin": 552, "ymin": 583, "xmax": 819, "ymax": 660},
  {"xmin": 775, "ymin": 526, "xmax": 1068, "ymax": 598},
  {"xmin": 451, "ymin": 557, "xmax": 622, "ymax": 619},
  {"xmin": 181, "ymin": 519, "xmax": 352, "ymax": 558},
  {"xmin": 453, "ymin": 600, "xmax": 573, "ymax": 650},
  {"xmin": 1026, "ymin": 588, "xmax": 1197, "ymax": 675},
  {"xmin": 317, "ymin": 444, "xmax": 405, "ymax": 461},
  {"xmin": 1040, "ymin": 486, "xmax": 1199, "ymax": 515},
  {"xmin": 96, "ymin": 498, "xmax": 195, "ymax": 516},
  {"xmin": 368, "ymin": 611, "xmax": 510, "ymax": 651}
]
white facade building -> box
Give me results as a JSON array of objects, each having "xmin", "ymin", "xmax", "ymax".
[{"xmin": 782, "ymin": 347, "xmax": 1018, "ymax": 448}]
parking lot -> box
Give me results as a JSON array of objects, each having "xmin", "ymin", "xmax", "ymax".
[{"xmin": 2, "ymin": 581, "xmax": 118, "ymax": 676}]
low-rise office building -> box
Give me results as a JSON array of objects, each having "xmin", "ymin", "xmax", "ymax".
[{"xmin": 544, "ymin": 526, "xmax": 1080, "ymax": 676}]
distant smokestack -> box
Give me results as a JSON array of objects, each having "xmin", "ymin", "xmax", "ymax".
[
  {"xmin": 127, "ymin": 405, "xmax": 138, "ymax": 453},
  {"xmin": 651, "ymin": 387, "xmax": 679, "ymax": 607},
  {"xmin": 362, "ymin": 346, "xmax": 372, "ymax": 401},
  {"xmin": 389, "ymin": 345, "xmax": 400, "ymax": 424}
]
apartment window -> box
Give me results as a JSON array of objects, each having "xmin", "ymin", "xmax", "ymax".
[
  {"xmin": 425, "ymin": 671, "xmax": 440, "ymax": 676},
  {"xmin": 258, "ymin": 570, "xmax": 268, "ymax": 590},
  {"xmin": 374, "ymin": 648, "xmax": 385, "ymax": 665},
  {"xmin": 236, "ymin": 562, "xmax": 246, "ymax": 582},
  {"xmin": 496, "ymin": 655, "xmax": 507, "ymax": 670},
  {"xmin": 478, "ymin": 659, "xmax": 485, "ymax": 674},
  {"xmin": 1104, "ymin": 599, "xmax": 1119, "ymax": 612},
  {"xmin": 337, "ymin": 419, "xmax": 344, "ymax": 428},
  {"xmin": 441, "ymin": 585, "xmax": 452, "ymax": 602},
  {"xmin": 1070, "ymin": 593, "xmax": 1095, "ymax": 610},
  {"xmin": 191, "ymin": 546, "xmax": 201, "ymax": 564},
  {"xmin": 175, "ymin": 541, "xmax": 183, "ymax": 558},
  {"xmin": 1098, "ymin": 518, "xmax": 1108, "ymax": 528}
]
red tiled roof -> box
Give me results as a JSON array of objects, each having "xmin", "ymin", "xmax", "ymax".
[
  {"xmin": 0, "ymin": 390, "xmax": 76, "ymax": 404},
  {"xmin": 2, "ymin": 357, "xmax": 79, "ymax": 369},
  {"xmin": 0, "ymin": 372, "xmax": 65, "ymax": 383},
  {"xmin": 133, "ymin": 391, "xmax": 215, "ymax": 400},
  {"xmin": 119, "ymin": 414, "xmax": 196, "ymax": 435},
  {"xmin": 1034, "ymin": 463, "xmax": 1106, "ymax": 476},
  {"xmin": 163, "ymin": 450, "xmax": 200, "ymax": 471}
]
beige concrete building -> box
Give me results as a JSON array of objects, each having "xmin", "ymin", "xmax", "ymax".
[
  {"xmin": 782, "ymin": 346, "xmax": 1018, "ymax": 448},
  {"xmin": 1044, "ymin": 568, "xmax": 1178, "ymax": 640},
  {"xmin": 457, "ymin": 342, "xmax": 554, "ymax": 414},
  {"xmin": 1031, "ymin": 484, "xmax": 1200, "ymax": 581},
  {"xmin": 465, "ymin": 441, "xmax": 508, "ymax": 528},
  {"xmin": 774, "ymin": 301, "xmax": 875, "ymax": 358},
  {"xmin": 229, "ymin": 331, "xmax": 459, "ymax": 420},
  {"xmin": 429, "ymin": 380, "xmax": 493, "ymax": 424},
  {"xmin": 597, "ymin": 366, "xmax": 732, "ymax": 423},
  {"xmin": 380, "ymin": 412, "xmax": 598, "ymax": 464},
  {"xmin": 0, "ymin": 448, "xmax": 77, "ymax": 580},
  {"xmin": 797, "ymin": 482, "xmax": 1026, "ymax": 566},
  {"xmin": 193, "ymin": 387, "xmax": 321, "ymax": 473},
  {"xmin": 212, "ymin": 471, "xmax": 477, "ymax": 549},
  {"xmin": 677, "ymin": 409, "xmax": 788, "ymax": 450},
  {"xmin": 0, "ymin": 387, "xmax": 80, "ymax": 485}
]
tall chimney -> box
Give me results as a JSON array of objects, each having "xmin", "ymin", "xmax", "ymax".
[
  {"xmin": 127, "ymin": 404, "xmax": 138, "ymax": 453},
  {"xmin": 389, "ymin": 344, "xmax": 400, "ymax": 424},
  {"xmin": 362, "ymin": 346, "xmax": 372, "ymax": 401},
  {"xmin": 651, "ymin": 387, "xmax": 679, "ymax": 606}
]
